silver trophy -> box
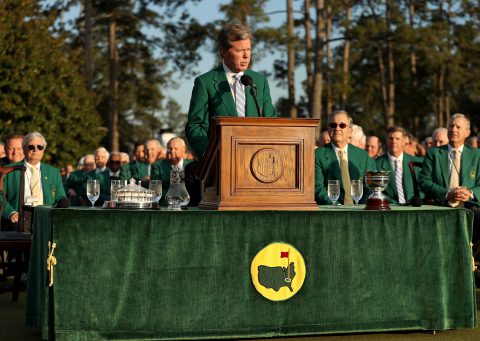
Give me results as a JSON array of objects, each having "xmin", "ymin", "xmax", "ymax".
[{"xmin": 364, "ymin": 171, "xmax": 391, "ymax": 210}]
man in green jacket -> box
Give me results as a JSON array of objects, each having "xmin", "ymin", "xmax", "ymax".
[
  {"xmin": 64, "ymin": 154, "xmax": 96, "ymax": 206},
  {"xmin": 151, "ymin": 137, "xmax": 192, "ymax": 198},
  {"xmin": 1, "ymin": 132, "xmax": 66, "ymax": 224},
  {"xmin": 315, "ymin": 111, "xmax": 376, "ymax": 205},
  {"xmin": 185, "ymin": 22, "xmax": 277, "ymax": 161},
  {"xmin": 419, "ymin": 113, "xmax": 480, "ymax": 206},
  {"xmin": 375, "ymin": 126, "xmax": 424, "ymax": 204}
]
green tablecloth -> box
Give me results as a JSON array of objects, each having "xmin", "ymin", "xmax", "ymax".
[{"xmin": 26, "ymin": 206, "xmax": 477, "ymax": 340}]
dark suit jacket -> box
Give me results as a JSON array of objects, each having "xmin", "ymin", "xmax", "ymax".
[
  {"xmin": 1, "ymin": 162, "xmax": 67, "ymax": 219},
  {"xmin": 419, "ymin": 145, "xmax": 480, "ymax": 204},
  {"xmin": 315, "ymin": 143, "xmax": 376, "ymax": 204},
  {"xmin": 185, "ymin": 66, "xmax": 277, "ymax": 160},
  {"xmin": 375, "ymin": 153, "xmax": 424, "ymax": 204}
]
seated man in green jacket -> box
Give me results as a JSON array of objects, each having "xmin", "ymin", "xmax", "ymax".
[
  {"xmin": 151, "ymin": 137, "xmax": 192, "ymax": 198},
  {"xmin": 375, "ymin": 126, "xmax": 424, "ymax": 204},
  {"xmin": 315, "ymin": 110, "xmax": 376, "ymax": 205},
  {"xmin": 2, "ymin": 132, "xmax": 66, "ymax": 226}
]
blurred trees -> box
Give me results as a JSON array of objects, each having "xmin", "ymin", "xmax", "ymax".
[
  {"xmin": 268, "ymin": 0, "xmax": 480, "ymax": 136},
  {"xmin": 0, "ymin": 0, "xmax": 103, "ymax": 166}
]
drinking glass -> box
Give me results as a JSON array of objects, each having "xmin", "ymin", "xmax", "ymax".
[
  {"xmin": 110, "ymin": 179, "xmax": 127, "ymax": 201},
  {"xmin": 149, "ymin": 180, "xmax": 163, "ymax": 204},
  {"xmin": 351, "ymin": 179, "xmax": 363, "ymax": 207},
  {"xmin": 327, "ymin": 180, "xmax": 340, "ymax": 208},
  {"xmin": 86, "ymin": 179, "xmax": 100, "ymax": 207}
]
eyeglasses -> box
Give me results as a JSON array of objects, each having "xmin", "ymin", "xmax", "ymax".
[
  {"xmin": 109, "ymin": 160, "xmax": 121, "ymax": 165},
  {"xmin": 329, "ymin": 123, "xmax": 348, "ymax": 129},
  {"xmin": 27, "ymin": 144, "xmax": 45, "ymax": 151}
]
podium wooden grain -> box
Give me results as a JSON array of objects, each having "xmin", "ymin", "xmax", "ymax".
[{"xmin": 198, "ymin": 117, "xmax": 320, "ymax": 210}]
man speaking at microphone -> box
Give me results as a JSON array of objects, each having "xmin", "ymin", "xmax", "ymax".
[{"xmin": 185, "ymin": 22, "xmax": 277, "ymax": 161}]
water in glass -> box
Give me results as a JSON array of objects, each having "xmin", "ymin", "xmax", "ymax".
[
  {"xmin": 149, "ymin": 180, "xmax": 163, "ymax": 203},
  {"xmin": 86, "ymin": 179, "xmax": 100, "ymax": 207},
  {"xmin": 351, "ymin": 179, "xmax": 363, "ymax": 207},
  {"xmin": 327, "ymin": 180, "xmax": 340, "ymax": 207}
]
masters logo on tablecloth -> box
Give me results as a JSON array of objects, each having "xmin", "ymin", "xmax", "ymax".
[{"xmin": 250, "ymin": 242, "xmax": 306, "ymax": 301}]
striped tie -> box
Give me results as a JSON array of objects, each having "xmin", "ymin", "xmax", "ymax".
[
  {"xmin": 338, "ymin": 150, "xmax": 353, "ymax": 205},
  {"xmin": 233, "ymin": 74, "xmax": 245, "ymax": 117},
  {"xmin": 395, "ymin": 159, "xmax": 406, "ymax": 204}
]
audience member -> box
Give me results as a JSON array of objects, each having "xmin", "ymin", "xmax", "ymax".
[
  {"xmin": 0, "ymin": 133, "xmax": 25, "ymax": 166},
  {"xmin": 94, "ymin": 147, "xmax": 109, "ymax": 173},
  {"xmin": 151, "ymin": 137, "xmax": 192, "ymax": 196},
  {"xmin": 349, "ymin": 124, "xmax": 366, "ymax": 149},
  {"xmin": 318, "ymin": 131, "xmax": 331, "ymax": 147},
  {"xmin": 120, "ymin": 152, "xmax": 130, "ymax": 165},
  {"xmin": 419, "ymin": 113, "xmax": 480, "ymax": 248},
  {"xmin": 315, "ymin": 110, "xmax": 375, "ymax": 205},
  {"xmin": 466, "ymin": 136, "xmax": 478, "ymax": 148},
  {"xmin": 424, "ymin": 136, "xmax": 433, "ymax": 150},
  {"xmin": 64, "ymin": 154, "xmax": 96, "ymax": 206},
  {"xmin": 121, "ymin": 139, "xmax": 161, "ymax": 183},
  {"xmin": 432, "ymin": 127, "xmax": 448, "ymax": 147},
  {"xmin": 132, "ymin": 143, "xmax": 145, "ymax": 162},
  {"xmin": 0, "ymin": 142, "xmax": 5, "ymax": 159},
  {"xmin": 107, "ymin": 152, "xmax": 122, "ymax": 180},
  {"xmin": 375, "ymin": 126, "xmax": 424, "ymax": 204},
  {"xmin": 1, "ymin": 132, "xmax": 66, "ymax": 226},
  {"xmin": 365, "ymin": 136, "xmax": 383, "ymax": 159},
  {"xmin": 404, "ymin": 133, "xmax": 418, "ymax": 156}
]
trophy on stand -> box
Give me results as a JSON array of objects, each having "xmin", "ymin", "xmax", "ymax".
[{"xmin": 364, "ymin": 171, "xmax": 391, "ymax": 211}]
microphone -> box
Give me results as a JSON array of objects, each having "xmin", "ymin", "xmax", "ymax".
[
  {"xmin": 240, "ymin": 74, "xmax": 262, "ymax": 117},
  {"xmin": 240, "ymin": 74, "xmax": 256, "ymax": 89},
  {"xmin": 54, "ymin": 197, "xmax": 70, "ymax": 208}
]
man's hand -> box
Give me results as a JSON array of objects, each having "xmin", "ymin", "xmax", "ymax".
[
  {"xmin": 9, "ymin": 212, "xmax": 19, "ymax": 224},
  {"xmin": 447, "ymin": 187, "xmax": 472, "ymax": 203}
]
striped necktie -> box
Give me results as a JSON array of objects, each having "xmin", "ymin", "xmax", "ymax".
[
  {"xmin": 233, "ymin": 74, "xmax": 245, "ymax": 117},
  {"xmin": 395, "ymin": 159, "xmax": 406, "ymax": 204},
  {"xmin": 338, "ymin": 150, "xmax": 353, "ymax": 205}
]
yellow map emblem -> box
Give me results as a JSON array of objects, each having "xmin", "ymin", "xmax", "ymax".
[{"xmin": 250, "ymin": 242, "xmax": 306, "ymax": 301}]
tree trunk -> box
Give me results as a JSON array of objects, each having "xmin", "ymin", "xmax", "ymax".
[
  {"xmin": 311, "ymin": 0, "xmax": 325, "ymax": 133},
  {"xmin": 304, "ymin": 0, "xmax": 313, "ymax": 113},
  {"xmin": 108, "ymin": 17, "xmax": 119, "ymax": 152},
  {"xmin": 287, "ymin": 0, "xmax": 297, "ymax": 118},
  {"xmin": 386, "ymin": 0, "xmax": 395, "ymax": 127},
  {"xmin": 437, "ymin": 64, "xmax": 445, "ymax": 128},
  {"xmin": 325, "ymin": 4, "xmax": 333, "ymax": 116},
  {"xmin": 408, "ymin": 0, "xmax": 418, "ymax": 134},
  {"xmin": 377, "ymin": 44, "xmax": 389, "ymax": 120},
  {"xmin": 341, "ymin": 0, "xmax": 351, "ymax": 108},
  {"xmin": 84, "ymin": 0, "xmax": 93, "ymax": 90}
]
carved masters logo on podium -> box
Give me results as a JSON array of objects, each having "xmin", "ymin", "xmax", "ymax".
[{"xmin": 250, "ymin": 242, "xmax": 306, "ymax": 301}]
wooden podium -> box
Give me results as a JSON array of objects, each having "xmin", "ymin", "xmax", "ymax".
[{"xmin": 198, "ymin": 117, "xmax": 320, "ymax": 210}]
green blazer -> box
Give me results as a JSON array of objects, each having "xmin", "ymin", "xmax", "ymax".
[
  {"xmin": 375, "ymin": 153, "xmax": 424, "ymax": 204},
  {"xmin": 88, "ymin": 169, "xmax": 111, "ymax": 204},
  {"xmin": 1, "ymin": 162, "xmax": 67, "ymax": 219},
  {"xmin": 120, "ymin": 161, "xmax": 149, "ymax": 181},
  {"xmin": 151, "ymin": 159, "xmax": 193, "ymax": 194},
  {"xmin": 63, "ymin": 169, "xmax": 90, "ymax": 206},
  {"xmin": 185, "ymin": 66, "xmax": 277, "ymax": 160},
  {"xmin": 419, "ymin": 145, "xmax": 480, "ymax": 204},
  {"xmin": 315, "ymin": 143, "xmax": 376, "ymax": 205}
]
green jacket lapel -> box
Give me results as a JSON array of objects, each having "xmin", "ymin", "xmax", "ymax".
[
  {"xmin": 460, "ymin": 147, "xmax": 472, "ymax": 186},
  {"xmin": 325, "ymin": 144, "xmax": 341, "ymax": 180},
  {"xmin": 244, "ymin": 70, "xmax": 257, "ymax": 117},
  {"xmin": 40, "ymin": 163, "xmax": 52, "ymax": 204},
  {"xmin": 438, "ymin": 146, "xmax": 450, "ymax": 186},
  {"xmin": 212, "ymin": 67, "xmax": 237, "ymax": 117}
]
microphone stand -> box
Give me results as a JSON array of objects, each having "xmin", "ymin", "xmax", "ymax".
[{"xmin": 248, "ymin": 87, "xmax": 263, "ymax": 117}]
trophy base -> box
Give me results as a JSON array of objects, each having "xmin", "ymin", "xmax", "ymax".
[{"xmin": 365, "ymin": 198, "xmax": 391, "ymax": 211}]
